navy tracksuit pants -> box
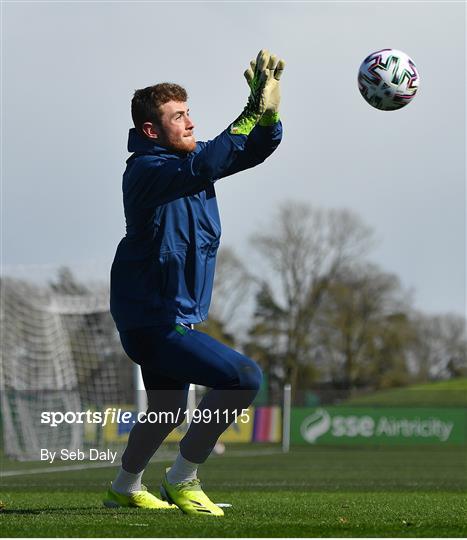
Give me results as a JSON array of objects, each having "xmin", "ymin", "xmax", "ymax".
[{"xmin": 119, "ymin": 323, "xmax": 262, "ymax": 473}]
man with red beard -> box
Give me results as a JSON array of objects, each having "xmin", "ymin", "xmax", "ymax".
[{"xmin": 105, "ymin": 50, "xmax": 284, "ymax": 516}]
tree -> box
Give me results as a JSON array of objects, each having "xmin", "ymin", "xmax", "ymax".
[
  {"xmin": 204, "ymin": 247, "xmax": 256, "ymax": 346},
  {"xmin": 247, "ymin": 201, "xmax": 374, "ymax": 393},
  {"xmin": 409, "ymin": 313, "xmax": 467, "ymax": 381},
  {"xmin": 314, "ymin": 263, "xmax": 415, "ymax": 389},
  {"xmin": 244, "ymin": 282, "xmax": 289, "ymax": 402}
]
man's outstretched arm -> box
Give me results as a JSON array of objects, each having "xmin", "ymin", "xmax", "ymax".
[
  {"xmin": 213, "ymin": 49, "xmax": 285, "ymax": 178},
  {"xmin": 124, "ymin": 50, "xmax": 285, "ymax": 208}
]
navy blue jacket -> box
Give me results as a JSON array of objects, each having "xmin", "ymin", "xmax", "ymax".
[{"xmin": 110, "ymin": 121, "xmax": 283, "ymax": 332}]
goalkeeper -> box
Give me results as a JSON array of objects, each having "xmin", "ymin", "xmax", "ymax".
[{"xmin": 106, "ymin": 49, "xmax": 284, "ymax": 517}]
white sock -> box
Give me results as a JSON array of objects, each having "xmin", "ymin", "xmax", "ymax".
[
  {"xmin": 167, "ymin": 453, "xmax": 199, "ymax": 484},
  {"xmin": 112, "ymin": 466, "xmax": 143, "ymax": 494}
]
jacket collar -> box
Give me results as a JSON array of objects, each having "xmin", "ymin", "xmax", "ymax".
[{"xmin": 127, "ymin": 128, "xmax": 166, "ymax": 155}]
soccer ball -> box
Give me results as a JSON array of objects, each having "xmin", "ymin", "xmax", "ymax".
[{"xmin": 358, "ymin": 49, "xmax": 419, "ymax": 111}]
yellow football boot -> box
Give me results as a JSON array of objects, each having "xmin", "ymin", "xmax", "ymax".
[
  {"xmin": 160, "ymin": 469, "xmax": 224, "ymax": 517},
  {"xmin": 103, "ymin": 484, "xmax": 177, "ymax": 510}
]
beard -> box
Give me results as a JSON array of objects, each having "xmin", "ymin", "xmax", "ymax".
[{"xmin": 162, "ymin": 133, "xmax": 197, "ymax": 154}]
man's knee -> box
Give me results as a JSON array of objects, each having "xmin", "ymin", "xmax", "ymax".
[{"xmin": 237, "ymin": 358, "xmax": 263, "ymax": 392}]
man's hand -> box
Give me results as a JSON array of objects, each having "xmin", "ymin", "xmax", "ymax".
[
  {"xmin": 230, "ymin": 49, "xmax": 285, "ymax": 135},
  {"xmin": 244, "ymin": 49, "xmax": 285, "ymax": 125}
]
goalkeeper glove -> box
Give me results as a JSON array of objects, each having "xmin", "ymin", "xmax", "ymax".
[
  {"xmin": 230, "ymin": 49, "xmax": 270, "ymax": 136},
  {"xmin": 244, "ymin": 50, "xmax": 285, "ymax": 126}
]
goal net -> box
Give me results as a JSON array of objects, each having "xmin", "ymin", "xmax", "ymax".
[
  {"xmin": 0, "ymin": 267, "xmax": 134, "ymax": 460},
  {"xmin": 1, "ymin": 265, "xmax": 286, "ymax": 461}
]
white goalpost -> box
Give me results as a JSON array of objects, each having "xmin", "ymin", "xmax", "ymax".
[{"xmin": 282, "ymin": 383, "xmax": 291, "ymax": 453}]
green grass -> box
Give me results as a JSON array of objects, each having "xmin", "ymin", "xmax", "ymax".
[
  {"xmin": 1, "ymin": 445, "xmax": 466, "ymax": 537},
  {"xmin": 346, "ymin": 377, "xmax": 467, "ymax": 407}
]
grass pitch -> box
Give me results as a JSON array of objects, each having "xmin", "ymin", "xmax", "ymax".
[
  {"xmin": 345, "ymin": 377, "xmax": 467, "ymax": 407},
  {"xmin": 1, "ymin": 445, "xmax": 466, "ymax": 537}
]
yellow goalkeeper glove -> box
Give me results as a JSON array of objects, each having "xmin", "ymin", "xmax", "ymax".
[
  {"xmin": 230, "ymin": 49, "xmax": 285, "ymax": 135},
  {"xmin": 244, "ymin": 49, "xmax": 285, "ymax": 126}
]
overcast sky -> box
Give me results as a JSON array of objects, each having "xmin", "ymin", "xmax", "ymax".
[{"xmin": 2, "ymin": 1, "xmax": 465, "ymax": 318}]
